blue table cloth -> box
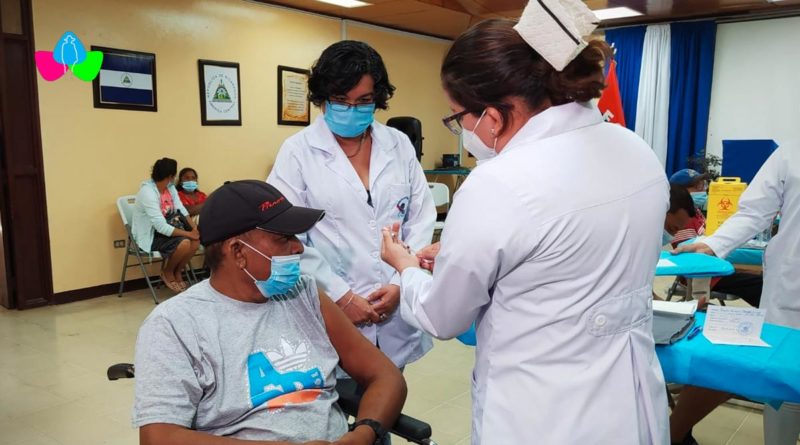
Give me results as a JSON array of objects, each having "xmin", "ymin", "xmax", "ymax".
[
  {"xmin": 457, "ymin": 252, "xmax": 734, "ymax": 346},
  {"xmin": 657, "ymin": 312, "xmax": 800, "ymax": 407},
  {"xmin": 678, "ymin": 238, "xmax": 764, "ymax": 266},
  {"xmin": 459, "ymin": 313, "xmax": 800, "ymax": 407},
  {"xmin": 726, "ymin": 248, "xmax": 764, "ymax": 266},
  {"xmin": 656, "ymin": 251, "xmax": 735, "ymax": 278}
]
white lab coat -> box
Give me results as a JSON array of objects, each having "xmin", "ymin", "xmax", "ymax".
[
  {"xmin": 704, "ymin": 147, "xmax": 799, "ymax": 328},
  {"xmin": 399, "ymin": 102, "xmax": 670, "ymax": 444},
  {"xmin": 268, "ymin": 116, "xmax": 436, "ymax": 367}
]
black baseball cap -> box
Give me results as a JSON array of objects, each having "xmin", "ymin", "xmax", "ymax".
[{"xmin": 199, "ymin": 180, "xmax": 325, "ymax": 246}]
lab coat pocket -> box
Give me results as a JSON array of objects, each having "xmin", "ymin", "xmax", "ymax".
[
  {"xmin": 585, "ymin": 286, "xmax": 652, "ymax": 337},
  {"xmin": 386, "ymin": 183, "xmax": 412, "ymax": 223}
]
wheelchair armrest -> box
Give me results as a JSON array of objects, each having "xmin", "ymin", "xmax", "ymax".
[
  {"xmin": 107, "ymin": 363, "xmax": 135, "ymax": 380},
  {"xmin": 335, "ymin": 379, "xmax": 433, "ymax": 443}
]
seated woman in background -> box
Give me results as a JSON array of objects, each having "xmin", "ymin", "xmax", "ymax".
[
  {"xmin": 176, "ymin": 167, "xmax": 207, "ymax": 217},
  {"xmin": 132, "ymin": 158, "xmax": 200, "ymax": 293}
]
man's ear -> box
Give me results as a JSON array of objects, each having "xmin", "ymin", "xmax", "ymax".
[{"xmin": 228, "ymin": 239, "xmax": 247, "ymax": 269}]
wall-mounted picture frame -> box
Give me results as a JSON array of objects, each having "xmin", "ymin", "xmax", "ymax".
[
  {"xmin": 92, "ymin": 46, "xmax": 157, "ymax": 112},
  {"xmin": 278, "ymin": 65, "xmax": 310, "ymax": 126},
  {"xmin": 198, "ymin": 59, "xmax": 241, "ymax": 126}
]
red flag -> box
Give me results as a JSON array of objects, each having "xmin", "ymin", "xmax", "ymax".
[{"xmin": 598, "ymin": 60, "xmax": 626, "ymax": 127}]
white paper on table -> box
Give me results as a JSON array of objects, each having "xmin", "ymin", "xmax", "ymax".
[
  {"xmin": 703, "ymin": 305, "xmax": 770, "ymax": 347},
  {"xmin": 657, "ymin": 258, "xmax": 677, "ymax": 268},
  {"xmin": 653, "ymin": 300, "xmax": 697, "ymax": 316}
]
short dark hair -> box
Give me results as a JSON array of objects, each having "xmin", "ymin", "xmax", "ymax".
[
  {"xmin": 151, "ymin": 158, "xmax": 178, "ymax": 182},
  {"xmin": 176, "ymin": 167, "xmax": 198, "ymax": 192},
  {"xmin": 204, "ymin": 241, "xmax": 224, "ymax": 272},
  {"xmin": 308, "ymin": 40, "xmax": 395, "ymax": 110},
  {"xmin": 203, "ymin": 231, "xmax": 255, "ymax": 272},
  {"xmin": 669, "ymin": 184, "xmax": 697, "ymax": 217},
  {"xmin": 441, "ymin": 19, "xmax": 611, "ymax": 134}
]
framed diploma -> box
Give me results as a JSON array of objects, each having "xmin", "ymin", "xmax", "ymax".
[
  {"xmin": 278, "ymin": 65, "xmax": 310, "ymax": 126},
  {"xmin": 198, "ymin": 59, "xmax": 241, "ymax": 126}
]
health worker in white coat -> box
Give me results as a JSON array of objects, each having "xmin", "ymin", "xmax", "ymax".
[
  {"xmin": 268, "ymin": 41, "xmax": 437, "ymax": 374},
  {"xmin": 676, "ymin": 145, "xmax": 800, "ymax": 445},
  {"xmin": 380, "ymin": 8, "xmax": 670, "ymax": 445}
]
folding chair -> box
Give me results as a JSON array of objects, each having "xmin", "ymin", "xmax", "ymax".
[
  {"xmin": 107, "ymin": 363, "xmax": 437, "ymax": 444},
  {"xmin": 665, "ymin": 278, "xmax": 738, "ymax": 306},
  {"xmin": 428, "ymin": 183, "xmax": 450, "ymax": 235},
  {"xmin": 117, "ymin": 195, "xmax": 164, "ymax": 304}
]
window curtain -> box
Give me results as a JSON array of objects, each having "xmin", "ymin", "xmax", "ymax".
[
  {"xmin": 635, "ymin": 24, "xmax": 672, "ymax": 167},
  {"xmin": 666, "ymin": 21, "xmax": 717, "ymax": 175},
  {"xmin": 604, "ymin": 26, "xmax": 646, "ymax": 131}
]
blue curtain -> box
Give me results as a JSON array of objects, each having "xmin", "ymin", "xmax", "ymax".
[
  {"xmin": 605, "ymin": 26, "xmax": 646, "ymax": 131},
  {"xmin": 666, "ymin": 21, "xmax": 717, "ymax": 175}
]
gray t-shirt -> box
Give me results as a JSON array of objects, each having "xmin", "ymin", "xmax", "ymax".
[{"xmin": 132, "ymin": 276, "xmax": 348, "ymax": 441}]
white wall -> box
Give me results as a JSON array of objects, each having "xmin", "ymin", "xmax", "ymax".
[{"xmin": 706, "ymin": 16, "xmax": 800, "ymax": 158}]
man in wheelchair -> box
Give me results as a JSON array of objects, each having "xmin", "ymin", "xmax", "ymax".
[{"xmin": 133, "ymin": 180, "xmax": 406, "ymax": 445}]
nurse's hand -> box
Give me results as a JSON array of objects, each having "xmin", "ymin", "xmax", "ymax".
[
  {"xmin": 381, "ymin": 226, "xmax": 419, "ymax": 273},
  {"xmin": 671, "ymin": 242, "xmax": 716, "ymax": 256},
  {"xmin": 337, "ymin": 291, "xmax": 381, "ymax": 326},
  {"xmin": 368, "ymin": 284, "xmax": 400, "ymax": 319},
  {"xmin": 416, "ymin": 242, "xmax": 440, "ymax": 272}
]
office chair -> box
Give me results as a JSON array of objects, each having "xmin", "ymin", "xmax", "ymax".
[{"xmin": 387, "ymin": 117, "xmax": 423, "ymax": 162}]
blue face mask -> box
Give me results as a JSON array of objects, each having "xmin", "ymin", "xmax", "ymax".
[
  {"xmin": 324, "ymin": 101, "xmax": 375, "ymax": 138},
  {"xmin": 182, "ymin": 181, "xmax": 198, "ymax": 192},
  {"xmin": 239, "ymin": 240, "xmax": 301, "ymax": 299},
  {"xmin": 691, "ymin": 192, "xmax": 707, "ymax": 210}
]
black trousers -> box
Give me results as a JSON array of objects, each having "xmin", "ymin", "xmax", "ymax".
[{"xmin": 713, "ymin": 272, "xmax": 763, "ymax": 308}]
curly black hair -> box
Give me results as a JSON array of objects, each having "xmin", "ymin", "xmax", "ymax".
[
  {"xmin": 150, "ymin": 158, "xmax": 177, "ymax": 182},
  {"xmin": 308, "ymin": 40, "xmax": 395, "ymax": 110}
]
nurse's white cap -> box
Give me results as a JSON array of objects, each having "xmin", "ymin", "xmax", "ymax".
[{"xmin": 513, "ymin": 0, "xmax": 600, "ymax": 72}]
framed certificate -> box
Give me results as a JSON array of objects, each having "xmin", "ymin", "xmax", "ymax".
[
  {"xmin": 278, "ymin": 65, "xmax": 310, "ymax": 126},
  {"xmin": 198, "ymin": 60, "xmax": 241, "ymax": 126}
]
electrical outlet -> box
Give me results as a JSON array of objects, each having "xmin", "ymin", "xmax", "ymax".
[{"xmin": 113, "ymin": 240, "xmax": 126, "ymax": 248}]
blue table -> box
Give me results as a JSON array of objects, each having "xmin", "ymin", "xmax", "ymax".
[
  {"xmin": 459, "ymin": 253, "xmax": 735, "ymax": 345},
  {"xmin": 678, "ymin": 238, "xmax": 765, "ymax": 267},
  {"xmin": 727, "ymin": 248, "xmax": 764, "ymax": 267},
  {"xmin": 657, "ymin": 312, "xmax": 800, "ymax": 407},
  {"xmin": 655, "ymin": 251, "xmax": 734, "ymax": 278}
]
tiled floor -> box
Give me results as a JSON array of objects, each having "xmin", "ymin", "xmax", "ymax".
[{"xmin": 0, "ymin": 283, "xmax": 777, "ymax": 445}]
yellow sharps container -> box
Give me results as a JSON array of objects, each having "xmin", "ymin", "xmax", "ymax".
[{"xmin": 705, "ymin": 177, "xmax": 747, "ymax": 235}]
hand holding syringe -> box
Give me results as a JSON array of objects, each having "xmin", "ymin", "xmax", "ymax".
[{"xmin": 382, "ymin": 223, "xmax": 437, "ymax": 272}]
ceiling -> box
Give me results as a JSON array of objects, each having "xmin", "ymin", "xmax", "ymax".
[{"xmin": 256, "ymin": 0, "xmax": 800, "ymax": 39}]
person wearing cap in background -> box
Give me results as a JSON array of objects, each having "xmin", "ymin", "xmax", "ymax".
[
  {"xmin": 675, "ymin": 145, "xmax": 800, "ymax": 445},
  {"xmin": 132, "ymin": 180, "xmax": 406, "ymax": 445},
  {"xmin": 267, "ymin": 42, "xmax": 436, "ymax": 386},
  {"xmin": 380, "ymin": 1, "xmax": 669, "ymax": 443},
  {"xmin": 663, "ymin": 181, "xmax": 762, "ymax": 308},
  {"xmin": 668, "ymin": 169, "xmax": 709, "ymax": 246},
  {"xmin": 670, "ymin": 168, "xmax": 709, "ymax": 212}
]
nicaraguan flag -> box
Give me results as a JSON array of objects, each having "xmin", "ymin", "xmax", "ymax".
[{"xmin": 97, "ymin": 53, "xmax": 154, "ymax": 107}]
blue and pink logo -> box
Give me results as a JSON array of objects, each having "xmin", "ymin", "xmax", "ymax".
[{"xmin": 35, "ymin": 31, "xmax": 103, "ymax": 82}]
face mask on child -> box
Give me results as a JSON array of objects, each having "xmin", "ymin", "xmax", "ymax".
[{"xmin": 182, "ymin": 181, "xmax": 198, "ymax": 192}]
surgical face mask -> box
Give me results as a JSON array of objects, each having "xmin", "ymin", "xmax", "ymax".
[
  {"xmin": 462, "ymin": 110, "xmax": 497, "ymax": 161},
  {"xmin": 690, "ymin": 192, "xmax": 707, "ymax": 210},
  {"xmin": 239, "ymin": 239, "xmax": 301, "ymax": 299},
  {"xmin": 182, "ymin": 181, "xmax": 198, "ymax": 192},
  {"xmin": 662, "ymin": 230, "xmax": 674, "ymax": 247},
  {"xmin": 324, "ymin": 101, "xmax": 376, "ymax": 138}
]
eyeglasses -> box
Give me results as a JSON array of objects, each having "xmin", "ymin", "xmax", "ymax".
[
  {"xmin": 327, "ymin": 100, "xmax": 375, "ymax": 113},
  {"xmin": 441, "ymin": 110, "xmax": 472, "ymax": 135}
]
